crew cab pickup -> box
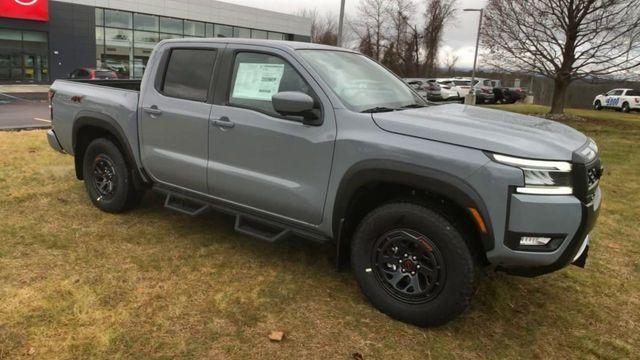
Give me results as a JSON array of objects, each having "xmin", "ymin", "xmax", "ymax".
[
  {"xmin": 593, "ymin": 88, "xmax": 639, "ymax": 112},
  {"xmin": 47, "ymin": 39, "xmax": 602, "ymax": 327}
]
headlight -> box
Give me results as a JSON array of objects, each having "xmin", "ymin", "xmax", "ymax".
[
  {"xmin": 579, "ymin": 138, "xmax": 598, "ymax": 162},
  {"xmin": 492, "ymin": 154, "xmax": 573, "ymax": 195}
]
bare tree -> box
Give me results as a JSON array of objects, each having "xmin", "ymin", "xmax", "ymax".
[
  {"xmin": 422, "ymin": 0, "xmax": 456, "ymax": 76},
  {"xmin": 443, "ymin": 50, "xmax": 459, "ymax": 75},
  {"xmin": 353, "ymin": 0, "xmax": 391, "ymax": 60},
  {"xmin": 297, "ymin": 8, "xmax": 339, "ymax": 45},
  {"xmin": 482, "ymin": 0, "xmax": 640, "ymax": 114},
  {"xmin": 387, "ymin": 0, "xmax": 420, "ymax": 75}
]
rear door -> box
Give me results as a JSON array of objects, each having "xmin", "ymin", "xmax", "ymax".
[
  {"xmin": 139, "ymin": 43, "xmax": 223, "ymax": 193},
  {"xmin": 206, "ymin": 45, "xmax": 336, "ymax": 225}
]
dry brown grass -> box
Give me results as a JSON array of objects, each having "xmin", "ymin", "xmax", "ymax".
[{"xmin": 1, "ymin": 111, "xmax": 639, "ymax": 359}]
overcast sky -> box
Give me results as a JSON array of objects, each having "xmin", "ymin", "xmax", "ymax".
[{"xmin": 222, "ymin": 0, "xmax": 488, "ymax": 68}]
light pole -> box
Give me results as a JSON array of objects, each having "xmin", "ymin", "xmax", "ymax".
[
  {"xmin": 463, "ymin": 8, "xmax": 483, "ymax": 105},
  {"xmin": 337, "ymin": 0, "xmax": 346, "ymax": 47}
]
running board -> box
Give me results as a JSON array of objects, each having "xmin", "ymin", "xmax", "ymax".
[
  {"xmin": 154, "ymin": 185, "xmax": 327, "ymax": 244},
  {"xmin": 235, "ymin": 214, "xmax": 290, "ymax": 242},
  {"xmin": 164, "ymin": 193, "xmax": 209, "ymax": 216}
]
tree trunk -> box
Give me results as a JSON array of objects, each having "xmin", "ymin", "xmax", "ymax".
[{"xmin": 549, "ymin": 77, "xmax": 570, "ymax": 114}]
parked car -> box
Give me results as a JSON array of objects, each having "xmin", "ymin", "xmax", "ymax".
[
  {"xmin": 68, "ymin": 68, "xmax": 118, "ymax": 80},
  {"xmin": 490, "ymin": 80, "xmax": 527, "ymax": 104},
  {"xmin": 427, "ymin": 78, "xmax": 460, "ymax": 101},
  {"xmin": 462, "ymin": 77, "xmax": 495, "ymax": 104},
  {"xmin": 438, "ymin": 78, "xmax": 473, "ymax": 100},
  {"xmin": 593, "ymin": 88, "xmax": 640, "ymax": 113},
  {"xmin": 404, "ymin": 78, "xmax": 442, "ymax": 101},
  {"xmin": 47, "ymin": 39, "xmax": 602, "ymax": 327}
]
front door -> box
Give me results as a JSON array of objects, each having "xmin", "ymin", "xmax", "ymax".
[
  {"xmin": 207, "ymin": 46, "xmax": 336, "ymax": 225},
  {"xmin": 139, "ymin": 45, "xmax": 222, "ymax": 193}
]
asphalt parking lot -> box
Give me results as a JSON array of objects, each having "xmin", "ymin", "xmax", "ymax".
[{"xmin": 0, "ymin": 93, "xmax": 51, "ymax": 130}]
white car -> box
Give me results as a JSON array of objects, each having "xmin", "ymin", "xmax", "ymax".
[
  {"xmin": 593, "ymin": 88, "xmax": 640, "ymax": 113},
  {"xmin": 438, "ymin": 78, "xmax": 473, "ymax": 98}
]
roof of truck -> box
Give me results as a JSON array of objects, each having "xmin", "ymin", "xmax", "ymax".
[{"xmin": 159, "ymin": 38, "xmax": 359, "ymax": 53}]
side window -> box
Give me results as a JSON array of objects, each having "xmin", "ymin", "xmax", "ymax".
[
  {"xmin": 627, "ymin": 90, "xmax": 638, "ymax": 96},
  {"xmin": 228, "ymin": 52, "xmax": 319, "ymax": 118},
  {"xmin": 162, "ymin": 49, "xmax": 217, "ymax": 102}
]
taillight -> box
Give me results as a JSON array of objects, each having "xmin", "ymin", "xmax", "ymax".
[
  {"xmin": 89, "ymin": 70, "xmax": 96, "ymax": 79},
  {"xmin": 48, "ymin": 89, "xmax": 55, "ymax": 119},
  {"xmin": 635, "ymin": 98, "xmax": 639, "ymax": 103},
  {"xmin": 48, "ymin": 89, "xmax": 55, "ymax": 106}
]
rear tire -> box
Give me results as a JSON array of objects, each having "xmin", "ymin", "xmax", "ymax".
[
  {"xmin": 594, "ymin": 100, "xmax": 602, "ymax": 110},
  {"xmin": 621, "ymin": 102, "xmax": 630, "ymax": 113},
  {"xmin": 82, "ymin": 138, "xmax": 144, "ymax": 213},
  {"xmin": 351, "ymin": 202, "xmax": 475, "ymax": 327}
]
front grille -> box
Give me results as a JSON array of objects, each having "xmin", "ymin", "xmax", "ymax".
[
  {"xmin": 572, "ymin": 155, "xmax": 602, "ymax": 204},
  {"xmin": 587, "ymin": 167, "xmax": 601, "ymax": 189}
]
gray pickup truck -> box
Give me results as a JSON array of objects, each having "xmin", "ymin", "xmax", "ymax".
[{"xmin": 47, "ymin": 39, "xmax": 602, "ymax": 327}]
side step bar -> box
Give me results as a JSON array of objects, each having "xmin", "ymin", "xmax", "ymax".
[
  {"xmin": 235, "ymin": 214, "xmax": 290, "ymax": 242},
  {"xmin": 159, "ymin": 189, "xmax": 311, "ymax": 243},
  {"xmin": 164, "ymin": 193, "xmax": 209, "ymax": 216}
]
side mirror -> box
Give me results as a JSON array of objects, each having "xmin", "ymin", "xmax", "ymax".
[{"xmin": 272, "ymin": 91, "xmax": 321, "ymax": 125}]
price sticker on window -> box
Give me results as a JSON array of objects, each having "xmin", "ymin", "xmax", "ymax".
[{"xmin": 232, "ymin": 63, "xmax": 285, "ymax": 101}]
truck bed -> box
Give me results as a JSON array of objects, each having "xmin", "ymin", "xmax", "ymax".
[
  {"xmin": 67, "ymin": 79, "xmax": 142, "ymax": 91},
  {"xmin": 49, "ymin": 79, "xmax": 142, "ymax": 168}
]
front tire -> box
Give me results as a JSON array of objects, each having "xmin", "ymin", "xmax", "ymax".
[
  {"xmin": 351, "ymin": 202, "xmax": 475, "ymax": 327},
  {"xmin": 82, "ymin": 138, "xmax": 144, "ymax": 213},
  {"xmin": 594, "ymin": 100, "xmax": 602, "ymax": 110}
]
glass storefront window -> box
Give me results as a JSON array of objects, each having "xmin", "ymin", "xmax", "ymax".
[
  {"xmin": 95, "ymin": 8, "xmax": 104, "ymax": 26},
  {"xmin": 268, "ymin": 32, "xmax": 284, "ymax": 40},
  {"xmin": 159, "ymin": 33, "xmax": 182, "ymax": 40},
  {"xmin": 104, "ymin": 28, "xmax": 132, "ymax": 78},
  {"xmin": 251, "ymin": 30, "xmax": 268, "ymax": 39},
  {"xmin": 234, "ymin": 27, "xmax": 250, "ymax": 38},
  {"xmin": 105, "ymin": 9, "xmax": 132, "ymax": 29},
  {"xmin": 214, "ymin": 24, "xmax": 233, "ymax": 38},
  {"xmin": 134, "ymin": 13, "xmax": 158, "ymax": 32},
  {"xmin": 92, "ymin": 8, "xmax": 298, "ymax": 80},
  {"xmin": 160, "ymin": 17, "xmax": 183, "ymax": 34},
  {"xmin": 0, "ymin": 30, "xmax": 48, "ymax": 83},
  {"xmin": 184, "ymin": 20, "xmax": 205, "ymax": 37}
]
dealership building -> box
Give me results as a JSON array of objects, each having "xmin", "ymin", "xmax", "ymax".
[{"xmin": 0, "ymin": 0, "xmax": 312, "ymax": 83}]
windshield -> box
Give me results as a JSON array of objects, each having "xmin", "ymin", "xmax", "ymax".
[
  {"xmin": 453, "ymin": 80, "xmax": 471, "ymax": 86},
  {"xmin": 298, "ymin": 50, "xmax": 426, "ymax": 112}
]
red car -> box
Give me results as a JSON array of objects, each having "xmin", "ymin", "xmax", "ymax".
[{"xmin": 68, "ymin": 68, "xmax": 118, "ymax": 80}]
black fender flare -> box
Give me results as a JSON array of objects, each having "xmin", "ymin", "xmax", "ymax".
[
  {"xmin": 332, "ymin": 159, "xmax": 495, "ymax": 251},
  {"xmin": 72, "ymin": 111, "xmax": 147, "ymax": 184}
]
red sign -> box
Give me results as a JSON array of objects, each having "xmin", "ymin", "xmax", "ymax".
[{"xmin": 0, "ymin": 0, "xmax": 49, "ymax": 22}]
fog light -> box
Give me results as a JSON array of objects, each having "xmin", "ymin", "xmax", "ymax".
[{"xmin": 520, "ymin": 236, "xmax": 552, "ymax": 246}]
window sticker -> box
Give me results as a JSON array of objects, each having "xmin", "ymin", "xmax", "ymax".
[{"xmin": 232, "ymin": 63, "xmax": 285, "ymax": 101}]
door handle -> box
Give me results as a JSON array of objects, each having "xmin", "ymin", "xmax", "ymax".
[
  {"xmin": 211, "ymin": 116, "xmax": 235, "ymax": 129},
  {"xmin": 143, "ymin": 105, "xmax": 163, "ymax": 115}
]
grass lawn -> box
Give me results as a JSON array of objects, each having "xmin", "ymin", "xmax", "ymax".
[{"xmin": 1, "ymin": 106, "xmax": 639, "ymax": 359}]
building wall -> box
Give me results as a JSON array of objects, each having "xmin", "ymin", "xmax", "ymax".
[
  {"xmin": 0, "ymin": 1, "xmax": 96, "ymax": 81},
  {"xmin": 52, "ymin": 0, "xmax": 312, "ymax": 37}
]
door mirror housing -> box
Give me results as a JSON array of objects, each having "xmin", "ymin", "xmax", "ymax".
[{"xmin": 272, "ymin": 91, "xmax": 321, "ymax": 125}]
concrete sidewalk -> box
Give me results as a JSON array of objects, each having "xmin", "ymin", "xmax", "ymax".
[{"xmin": 0, "ymin": 84, "xmax": 50, "ymax": 93}]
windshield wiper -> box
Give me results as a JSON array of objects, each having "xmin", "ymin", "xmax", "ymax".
[
  {"xmin": 399, "ymin": 103, "xmax": 427, "ymax": 109},
  {"xmin": 360, "ymin": 106, "xmax": 397, "ymax": 113}
]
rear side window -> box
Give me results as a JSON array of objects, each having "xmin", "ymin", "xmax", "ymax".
[
  {"xmin": 162, "ymin": 49, "xmax": 217, "ymax": 102},
  {"xmin": 626, "ymin": 90, "xmax": 638, "ymax": 96},
  {"xmin": 228, "ymin": 52, "xmax": 318, "ymax": 118}
]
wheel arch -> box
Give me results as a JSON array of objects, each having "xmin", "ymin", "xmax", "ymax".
[
  {"xmin": 72, "ymin": 111, "xmax": 148, "ymax": 187},
  {"xmin": 332, "ymin": 160, "xmax": 494, "ymax": 267}
]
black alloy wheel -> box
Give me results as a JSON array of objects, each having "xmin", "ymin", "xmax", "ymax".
[
  {"xmin": 372, "ymin": 229, "xmax": 445, "ymax": 304},
  {"xmin": 92, "ymin": 154, "xmax": 118, "ymax": 200}
]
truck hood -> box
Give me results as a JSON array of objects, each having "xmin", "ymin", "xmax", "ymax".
[{"xmin": 372, "ymin": 104, "xmax": 587, "ymax": 160}]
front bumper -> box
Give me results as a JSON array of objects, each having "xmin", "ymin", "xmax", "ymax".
[
  {"xmin": 496, "ymin": 187, "xmax": 601, "ymax": 277},
  {"xmin": 47, "ymin": 129, "xmax": 65, "ymax": 153}
]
